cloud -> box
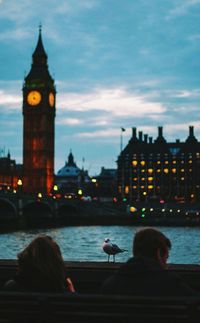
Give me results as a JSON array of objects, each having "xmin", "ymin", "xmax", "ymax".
[
  {"xmin": 173, "ymin": 90, "xmax": 193, "ymax": 98},
  {"xmin": 76, "ymin": 128, "xmax": 124, "ymax": 138},
  {"xmin": 57, "ymin": 86, "xmax": 166, "ymax": 118},
  {"xmin": 55, "ymin": 0, "xmax": 99, "ymax": 14},
  {"xmin": 188, "ymin": 34, "xmax": 200, "ymax": 42},
  {"xmin": 57, "ymin": 118, "xmax": 82, "ymax": 126},
  {"xmin": 0, "ymin": 90, "xmax": 21, "ymax": 109},
  {"xmin": 0, "ymin": 0, "xmax": 99, "ymax": 26},
  {"xmin": 0, "ymin": 28, "xmax": 30, "ymax": 41},
  {"xmin": 166, "ymin": 0, "xmax": 200, "ymax": 18},
  {"xmin": 74, "ymin": 120, "xmax": 200, "ymax": 144}
]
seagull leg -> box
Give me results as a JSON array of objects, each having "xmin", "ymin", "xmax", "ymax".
[
  {"xmin": 113, "ymin": 255, "xmax": 115, "ymax": 263},
  {"xmin": 108, "ymin": 254, "xmax": 110, "ymax": 262}
]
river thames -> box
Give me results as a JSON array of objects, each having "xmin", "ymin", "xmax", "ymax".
[{"xmin": 0, "ymin": 226, "xmax": 199, "ymax": 264}]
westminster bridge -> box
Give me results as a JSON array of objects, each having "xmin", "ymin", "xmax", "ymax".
[
  {"xmin": 1, "ymin": 191, "xmax": 200, "ymax": 230},
  {"xmin": 0, "ymin": 191, "xmax": 128, "ymax": 230}
]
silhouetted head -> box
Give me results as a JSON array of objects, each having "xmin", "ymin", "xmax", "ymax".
[
  {"xmin": 133, "ymin": 228, "xmax": 171, "ymax": 267},
  {"xmin": 17, "ymin": 235, "xmax": 66, "ymax": 291}
]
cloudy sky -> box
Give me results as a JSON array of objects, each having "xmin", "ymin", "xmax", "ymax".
[{"xmin": 0, "ymin": 0, "xmax": 200, "ymax": 176}]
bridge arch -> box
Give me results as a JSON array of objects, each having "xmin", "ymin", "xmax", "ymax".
[
  {"xmin": 57, "ymin": 203, "xmax": 79, "ymax": 225},
  {"xmin": 57, "ymin": 203, "xmax": 78, "ymax": 217},
  {"xmin": 23, "ymin": 201, "xmax": 54, "ymax": 227},
  {"xmin": 0, "ymin": 198, "xmax": 18, "ymax": 228}
]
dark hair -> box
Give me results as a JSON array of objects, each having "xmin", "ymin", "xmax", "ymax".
[
  {"xmin": 133, "ymin": 228, "xmax": 171, "ymax": 259},
  {"xmin": 17, "ymin": 235, "xmax": 66, "ymax": 291}
]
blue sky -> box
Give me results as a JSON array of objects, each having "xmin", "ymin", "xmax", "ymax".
[{"xmin": 0, "ymin": 0, "xmax": 200, "ymax": 176}]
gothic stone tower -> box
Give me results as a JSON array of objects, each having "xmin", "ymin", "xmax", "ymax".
[{"xmin": 22, "ymin": 27, "xmax": 56, "ymax": 194}]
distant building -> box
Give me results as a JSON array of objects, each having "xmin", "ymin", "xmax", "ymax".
[
  {"xmin": 0, "ymin": 151, "xmax": 22, "ymax": 191},
  {"xmin": 95, "ymin": 167, "xmax": 117, "ymax": 199},
  {"xmin": 55, "ymin": 151, "xmax": 90, "ymax": 196},
  {"xmin": 117, "ymin": 126, "xmax": 200, "ymax": 203}
]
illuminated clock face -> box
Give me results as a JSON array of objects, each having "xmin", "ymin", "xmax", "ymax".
[
  {"xmin": 27, "ymin": 91, "xmax": 42, "ymax": 106},
  {"xmin": 49, "ymin": 92, "xmax": 55, "ymax": 107}
]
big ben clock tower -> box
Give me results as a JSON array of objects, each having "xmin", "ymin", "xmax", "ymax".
[{"xmin": 22, "ymin": 26, "xmax": 56, "ymax": 194}]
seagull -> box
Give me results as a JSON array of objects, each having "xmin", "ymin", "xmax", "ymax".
[{"xmin": 102, "ymin": 238, "xmax": 127, "ymax": 262}]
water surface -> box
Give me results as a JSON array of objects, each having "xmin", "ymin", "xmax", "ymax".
[{"xmin": 0, "ymin": 226, "xmax": 199, "ymax": 264}]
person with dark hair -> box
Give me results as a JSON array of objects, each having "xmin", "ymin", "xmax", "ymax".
[
  {"xmin": 3, "ymin": 235, "xmax": 75, "ymax": 293},
  {"xmin": 101, "ymin": 228, "xmax": 197, "ymax": 296}
]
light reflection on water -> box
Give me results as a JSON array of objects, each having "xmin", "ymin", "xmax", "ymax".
[{"xmin": 0, "ymin": 226, "xmax": 200, "ymax": 264}]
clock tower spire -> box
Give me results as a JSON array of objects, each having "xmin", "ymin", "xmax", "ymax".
[{"xmin": 22, "ymin": 27, "xmax": 56, "ymax": 195}]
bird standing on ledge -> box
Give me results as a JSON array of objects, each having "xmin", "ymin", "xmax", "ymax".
[{"xmin": 102, "ymin": 238, "xmax": 127, "ymax": 262}]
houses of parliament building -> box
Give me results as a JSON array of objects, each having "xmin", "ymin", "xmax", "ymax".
[{"xmin": 117, "ymin": 126, "xmax": 200, "ymax": 203}]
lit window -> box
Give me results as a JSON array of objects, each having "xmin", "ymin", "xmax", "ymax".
[
  {"xmin": 164, "ymin": 168, "xmax": 169, "ymax": 174},
  {"xmin": 141, "ymin": 185, "xmax": 145, "ymax": 189},
  {"xmin": 125, "ymin": 186, "xmax": 129, "ymax": 194},
  {"xmin": 172, "ymin": 168, "xmax": 176, "ymax": 173},
  {"xmin": 141, "ymin": 169, "xmax": 145, "ymax": 173},
  {"xmin": 189, "ymin": 169, "xmax": 192, "ymax": 172},
  {"xmin": 157, "ymin": 161, "xmax": 161, "ymax": 164},
  {"xmin": 157, "ymin": 169, "xmax": 161, "ymax": 173},
  {"xmin": 181, "ymin": 169, "xmax": 185, "ymax": 172},
  {"xmin": 133, "ymin": 186, "xmax": 137, "ymax": 189},
  {"xmin": 189, "ymin": 160, "xmax": 192, "ymax": 164},
  {"xmin": 165, "ymin": 161, "xmax": 169, "ymax": 164},
  {"xmin": 148, "ymin": 185, "xmax": 153, "ymax": 189},
  {"xmin": 141, "ymin": 161, "xmax": 145, "ymax": 166},
  {"xmin": 172, "ymin": 160, "xmax": 176, "ymax": 164},
  {"xmin": 132, "ymin": 160, "xmax": 138, "ymax": 166},
  {"xmin": 148, "ymin": 168, "xmax": 153, "ymax": 174},
  {"xmin": 143, "ymin": 191, "xmax": 147, "ymax": 196},
  {"xmin": 133, "ymin": 177, "xmax": 137, "ymax": 181},
  {"xmin": 181, "ymin": 177, "xmax": 184, "ymax": 181},
  {"xmin": 141, "ymin": 177, "xmax": 145, "ymax": 181},
  {"xmin": 148, "ymin": 177, "xmax": 153, "ymax": 181}
]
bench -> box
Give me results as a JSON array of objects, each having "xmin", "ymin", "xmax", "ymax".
[
  {"xmin": 1, "ymin": 260, "xmax": 200, "ymax": 293},
  {"xmin": 0, "ymin": 291, "xmax": 200, "ymax": 323}
]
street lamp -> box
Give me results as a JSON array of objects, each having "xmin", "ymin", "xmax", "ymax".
[
  {"xmin": 17, "ymin": 179, "xmax": 23, "ymax": 194},
  {"xmin": 17, "ymin": 179, "xmax": 23, "ymax": 216},
  {"xmin": 17, "ymin": 179, "xmax": 23, "ymax": 187},
  {"xmin": 37, "ymin": 192, "xmax": 42, "ymax": 199},
  {"xmin": 53, "ymin": 184, "xmax": 58, "ymax": 192}
]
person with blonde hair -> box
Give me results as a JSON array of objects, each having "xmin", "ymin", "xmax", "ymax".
[{"xmin": 4, "ymin": 235, "xmax": 75, "ymax": 293}]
